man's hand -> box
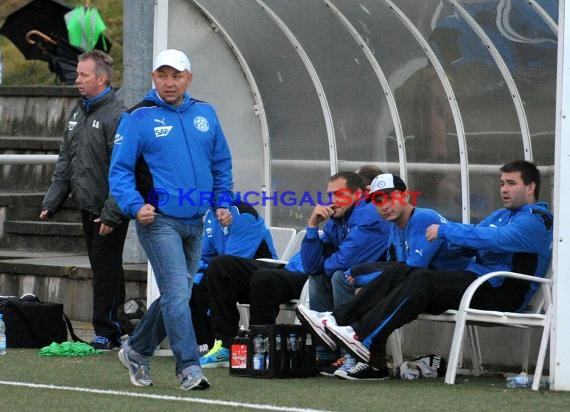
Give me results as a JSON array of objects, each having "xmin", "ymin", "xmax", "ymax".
[
  {"xmin": 216, "ymin": 208, "xmax": 232, "ymax": 227},
  {"xmin": 39, "ymin": 210, "xmax": 51, "ymax": 221},
  {"xmin": 307, "ymin": 205, "xmax": 334, "ymax": 227},
  {"xmin": 136, "ymin": 204, "xmax": 157, "ymax": 225},
  {"xmin": 94, "ymin": 217, "xmax": 114, "ymax": 236},
  {"xmin": 426, "ymin": 224, "xmax": 440, "ymax": 242}
]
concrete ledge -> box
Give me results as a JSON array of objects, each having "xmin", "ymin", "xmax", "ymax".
[
  {"xmin": 0, "ymin": 254, "xmax": 147, "ymax": 322},
  {"xmin": 0, "ymin": 255, "xmax": 146, "ymax": 282},
  {"xmin": 5, "ymin": 220, "xmax": 84, "ymax": 236},
  {"xmin": 0, "ymin": 86, "xmax": 80, "ymax": 97},
  {"xmin": 0, "ymin": 136, "xmax": 61, "ymax": 151}
]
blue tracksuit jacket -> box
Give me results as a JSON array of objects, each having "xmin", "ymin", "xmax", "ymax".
[
  {"xmin": 109, "ymin": 89, "xmax": 233, "ymax": 220},
  {"xmin": 300, "ymin": 201, "xmax": 391, "ymax": 277},
  {"xmin": 438, "ymin": 202, "xmax": 552, "ymax": 284},
  {"xmin": 199, "ymin": 205, "xmax": 278, "ymax": 272},
  {"xmin": 348, "ymin": 207, "xmax": 471, "ymax": 286}
]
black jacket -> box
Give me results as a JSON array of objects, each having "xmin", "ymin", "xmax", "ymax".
[{"xmin": 42, "ymin": 89, "xmax": 126, "ymax": 226}]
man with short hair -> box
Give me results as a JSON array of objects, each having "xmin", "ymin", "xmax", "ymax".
[
  {"xmin": 109, "ymin": 49, "xmax": 233, "ymax": 390},
  {"xmin": 299, "ymin": 173, "xmax": 469, "ymax": 377},
  {"xmin": 41, "ymin": 50, "xmax": 128, "ymax": 350},
  {"xmin": 298, "ymin": 160, "xmax": 552, "ymax": 380}
]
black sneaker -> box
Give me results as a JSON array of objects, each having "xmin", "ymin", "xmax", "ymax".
[
  {"xmin": 319, "ymin": 357, "xmax": 345, "ymax": 377},
  {"xmin": 91, "ymin": 336, "xmax": 120, "ymax": 350},
  {"xmin": 343, "ymin": 362, "xmax": 390, "ymax": 381}
]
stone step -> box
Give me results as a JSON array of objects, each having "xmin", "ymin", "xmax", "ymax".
[
  {"xmin": 0, "ymin": 87, "xmax": 78, "ymax": 137},
  {"xmin": 0, "ymin": 192, "xmax": 80, "ymax": 222},
  {"xmin": 0, "ymin": 136, "xmax": 62, "ymax": 151},
  {"xmin": 0, "ymin": 221, "xmax": 85, "ymax": 253},
  {"xmin": 0, "ymin": 163, "xmax": 55, "ymax": 191},
  {"xmin": 4, "ymin": 220, "xmax": 84, "ymax": 237}
]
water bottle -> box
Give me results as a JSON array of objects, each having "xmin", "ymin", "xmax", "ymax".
[
  {"xmin": 506, "ymin": 373, "xmax": 549, "ymax": 389},
  {"xmin": 288, "ymin": 333, "xmax": 298, "ymax": 370},
  {"xmin": 275, "ymin": 334, "xmax": 285, "ymax": 372},
  {"xmin": 506, "ymin": 372, "xmax": 532, "ymax": 389},
  {"xmin": 0, "ymin": 313, "xmax": 6, "ymax": 355},
  {"xmin": 263, "ymin": 336, "xmax": 270, "ymax": 370},
  {"xmin": 253, "ymin": 334, "xmax": 265, "ymax": 370}
]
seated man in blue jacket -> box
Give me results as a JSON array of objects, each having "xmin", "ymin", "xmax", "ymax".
[
  {"xmin": 191, "ymin": 201, "xmax": 277, "ymax": 353},
  {"xmin": 298, "ymin": 160, "xmax": 553, "ymax": 380},
  {"xmin": 299, "ymin": 173, "xmax": 471, "ymax": 377},
  {"xmin": 200, "ymin": 171, "xmax": 391, "ymax": 368}
]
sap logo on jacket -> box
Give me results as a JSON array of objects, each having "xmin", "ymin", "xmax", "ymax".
[{"xmin": 154, "ymin": 125, "xmax": 173, "ymax": 138}]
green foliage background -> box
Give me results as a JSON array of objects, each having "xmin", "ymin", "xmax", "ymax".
[{"xmin": 0, "ymin": 0, "xmax": 123, "ymax": 86}]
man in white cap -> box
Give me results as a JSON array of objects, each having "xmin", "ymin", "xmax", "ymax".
[{"xmin": 109, "ymin": 49, "xmax": 234, "ymax": 390}]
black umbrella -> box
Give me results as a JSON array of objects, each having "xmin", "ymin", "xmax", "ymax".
[
  {"xmin": 26, "ymin": 30, "xmax": 83, "ymax": 85},
  {"xmin": 0, "ymin": 0, "xmax": 111, "ymax": 61}
]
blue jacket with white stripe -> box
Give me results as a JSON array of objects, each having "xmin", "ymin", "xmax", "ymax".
[{"xmin": 109, "ymin": 89, "xmax": 233, "ymax": 221}]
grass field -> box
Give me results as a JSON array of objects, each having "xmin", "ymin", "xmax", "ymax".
[{"xmin": 1, "ymin": 349, "xmax": 570, "ymax": 412}]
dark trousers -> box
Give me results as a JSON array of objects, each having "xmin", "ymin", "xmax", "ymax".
[
  {"xmin": 205, "ymin": 255, "xmax": 307, "ymax": 347},
  {"xmin": 190, "ymin": 280, "xmax": 214, "ymax": 348},
  {"xmin": 333, "ymin": 265, "xmax": 528, "ymax": 368},
  {"xmin": 81, "ymin": 210, "xmax": 129, "ymax": 341}
]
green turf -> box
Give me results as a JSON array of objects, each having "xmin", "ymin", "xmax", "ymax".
[{"xmin": 1, "ymin": 349, "xmax": 569, "ymax": 412}]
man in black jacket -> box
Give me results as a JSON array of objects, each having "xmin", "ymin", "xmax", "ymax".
[{"xmin": 40, "ymin": 50, "xmax": 127, "ymax": 350}]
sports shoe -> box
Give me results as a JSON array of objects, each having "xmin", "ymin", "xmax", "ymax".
[
  {"xmin": 199, "ymin": 339, "xmax": 230, "ymax": 368},
  {"xmin": 296, "ymin": 304, "xmax": 337, "ymax": 351},
  {"xmin": 333, "ymin": 353, "xmax": 357, "ymax": 379},
  {"xmin": 118, "ymin": 347, "xmax": 153, "ymax": 386},
  {"xmin": 91, "ymin": 335, "xmax": 120, "ymax": 350},
  {"xmin": 325, "ymin": 323, "xmax": 370, "ymax": 363},
  {"xmin": 319, "ymin": 357, "xmax": 345, "ymax": 377},
  {"xmin": 178, "ymin": 371, "xmax": 210, "ymax": 390},
  {"xmin": 343, "ymin": 362, "xmax": 390, "ymax": 381}
]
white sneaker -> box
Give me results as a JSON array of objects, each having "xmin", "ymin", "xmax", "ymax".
[
  {"xmin": 325, "ymin": 323, "xmax": 370, "ymax": 363},
  {"xmin": 296, "ymin": 304, "xmax": 337, "ymax": 351}
]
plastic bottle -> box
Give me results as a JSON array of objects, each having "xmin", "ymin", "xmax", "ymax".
[
  {"xmin": 275, "ymin": 334, "xmax": 285, "ymax": 372},
  {"xmin": 0, "ymin": 313, "xmax": 6, "ymax": 355},
  {"xmin": 253, "ymin": 334, "xmax": 265, "ymax": 370},
  {"xmin": 230, "ymin": 326, "xmax": 249, "ymax": 376},
  {"xmin": 506, "ymin": 372, "xmax": 531, "ymax": 388},
  {"xmin": 263, "ymin": 336, "xmax": 270, "ymax": 370},
  {"xmin": 288, "ymin": 333, "xmax": 298, "ymax": 370},
  {"xmin": 505, "ymin": 372, "xmax": 549, "ymax": 389}
]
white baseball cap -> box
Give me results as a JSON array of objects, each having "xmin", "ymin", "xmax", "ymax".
[
  {"xmin": 367, "ymin": 173, "xmax": 407, "ymax": 202},
  {"xmin": 153, "ymin": 49, "xmax": 191, "ymax": 72}
]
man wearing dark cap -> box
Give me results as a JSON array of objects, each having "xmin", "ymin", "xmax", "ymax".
[
  {"xmin": 298, "ymin": 161, "xmax": 552, "ymax": 380},
  {"xmin": 109, "ymin": 49, "xmax": 233, "ymax": 390}
]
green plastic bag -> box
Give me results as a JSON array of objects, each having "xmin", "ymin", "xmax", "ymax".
[{"xmin": 65, "ymin": 6, "xmax": 108, "ymax": 52}]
